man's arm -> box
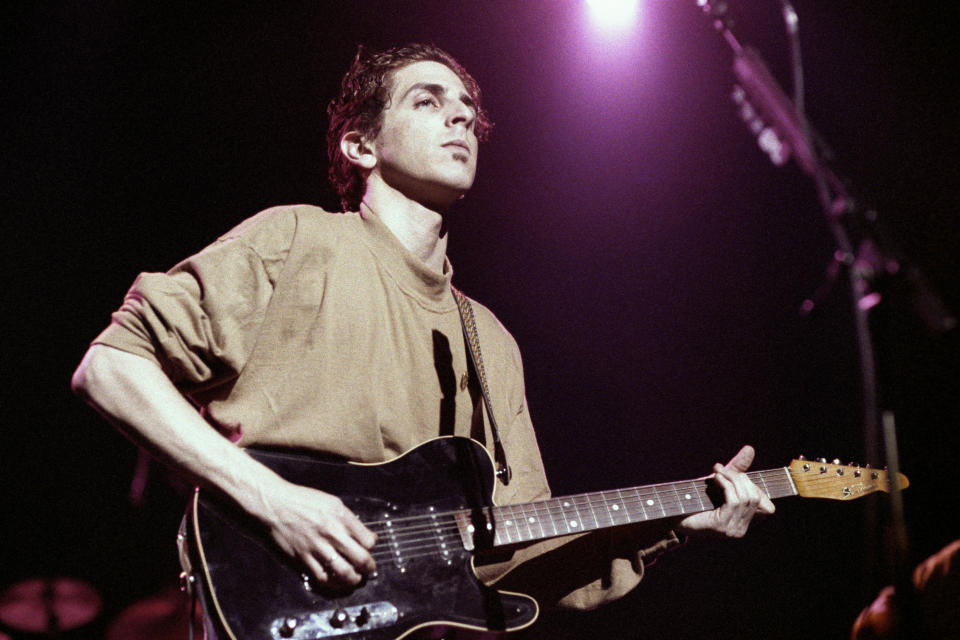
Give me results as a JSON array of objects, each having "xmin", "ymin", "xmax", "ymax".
[{"xmin": 71, "ymin": 344, "xmax": 376, "ymax": 586}]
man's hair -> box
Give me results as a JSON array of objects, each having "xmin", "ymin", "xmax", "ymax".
[{"xmin": 326, "ymin": 43, "xmax": 493, "ymax": 211}]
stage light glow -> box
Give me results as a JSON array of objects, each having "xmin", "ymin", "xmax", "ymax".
[{"xmin": 586, "ymin": 0, "xmax": 640, "ymax": 29}]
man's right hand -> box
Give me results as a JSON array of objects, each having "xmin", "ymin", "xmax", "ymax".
[
  {"xmin": 258, "ymin": 480, "xmax": 378, "ymax": 587},
  {"xmin": 72, "ymin": 346, "xmax": 377, "ymax": 588}
]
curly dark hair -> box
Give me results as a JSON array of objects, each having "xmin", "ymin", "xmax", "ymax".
[{"xmin": 326, "ymin": 43, "xmax": 493, "ymax": 211}]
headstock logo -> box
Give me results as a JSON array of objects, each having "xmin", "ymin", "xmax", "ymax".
[{"xmin": 842, "ymin": 483, "xmax": 870, "ymax": 497}]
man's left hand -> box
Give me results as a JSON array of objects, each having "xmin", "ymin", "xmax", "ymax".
[{"xmin": 677, "ymin": 445, "xmax": 775, "ymax": 538}]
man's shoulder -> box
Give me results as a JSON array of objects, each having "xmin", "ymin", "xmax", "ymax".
[
  {"xmin": 458, "ymin": 290, "xmax": 524, "ymax": 367},
  {"xmin": 220, "ymin": 204, "xmax": 362, "ymax": 243}
]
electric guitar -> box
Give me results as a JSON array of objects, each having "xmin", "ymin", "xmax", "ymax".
[{"xmin": 183, "ymin": 436, "xmax": 908, "ymax": 639}]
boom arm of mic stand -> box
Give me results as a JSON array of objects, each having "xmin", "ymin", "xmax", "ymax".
[
  {"xmin": 720, "ymin": 20, "xmax": 849, "ymax": 207},
  {"xmin": 699, "ymin": 0, "xmax": 956, "ymax": 609},
  {"xmin": 709, "ymin": 5, "xmax": 955, "ymax": 333}
]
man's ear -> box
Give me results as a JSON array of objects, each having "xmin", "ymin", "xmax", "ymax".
[{"xmin": 340, "ymin": 131, "xmax": 377, "ymax": 170}]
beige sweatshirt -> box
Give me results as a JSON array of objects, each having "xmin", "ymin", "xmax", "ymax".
[{"xmin": 93, "ymin": 204, "xmax": 679, "ymax": 610}]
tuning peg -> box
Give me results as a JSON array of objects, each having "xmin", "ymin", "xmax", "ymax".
[
  {"xmin": 832, "ymin": 458, "xmax": 841, "ymax": 465},
  {"xmin": 797, "ymin": 454, "xmax": 806, "ymax": 460},
  {"xmin": 818, "ymin": 457, "xmax": 827, "ymax": 463}
]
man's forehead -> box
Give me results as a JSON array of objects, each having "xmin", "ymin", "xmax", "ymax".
[{"xmin": 389, "ymin": 60, "xmax": 469, "ymax": 98}]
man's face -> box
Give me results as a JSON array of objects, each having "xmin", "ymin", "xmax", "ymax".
[{"xmin": 368, "ymin": 60, "xmax": 479, "ymax": 208}]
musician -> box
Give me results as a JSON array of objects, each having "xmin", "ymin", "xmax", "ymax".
[{"xmin": 72, "ymin": 43, "xmax": 774, "ymax": 623}]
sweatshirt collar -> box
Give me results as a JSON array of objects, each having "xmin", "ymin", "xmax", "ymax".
[{"xmin": 357, "ymin": 204, "xmax": 456, "ymax": 312}]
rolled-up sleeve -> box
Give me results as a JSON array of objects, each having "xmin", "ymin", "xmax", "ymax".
[{"xmin": 93, "ymin": 208, "xmax": 295, "ymax": 386}]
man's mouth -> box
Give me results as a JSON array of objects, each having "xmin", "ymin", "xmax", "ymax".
[{"xmin": 443, "ymin": 140, "xmax": 471, "ymax": 154}]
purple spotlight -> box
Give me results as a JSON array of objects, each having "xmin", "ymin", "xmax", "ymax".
[{"xmin": 586, "ymin": 0, "xmax": 640, "ymax": 30}]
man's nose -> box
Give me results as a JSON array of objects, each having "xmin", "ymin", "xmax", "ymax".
[{"xmin": 446, "ymin": 101, "xmax": 475, "ymax": 129}]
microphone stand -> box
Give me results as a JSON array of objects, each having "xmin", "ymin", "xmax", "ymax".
[{"xmin": 696, "ymin": 0, "xmax": 956, "ymax": 613}]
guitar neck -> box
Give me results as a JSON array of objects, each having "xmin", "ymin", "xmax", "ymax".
[{"xmin": 455, "ymin": 468, "xmax": 796, "ymax": 550}]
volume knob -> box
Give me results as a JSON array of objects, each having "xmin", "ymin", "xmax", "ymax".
[
  {"xmin": 279, "ymin": 617, "xmax": 298, "ymax": 638},
  {"xmin": 329, "ymin": 609, "xmax": 350, "ymax": 629}
]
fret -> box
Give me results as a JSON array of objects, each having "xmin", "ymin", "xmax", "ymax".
[
  {"xmin": 496, "ymin": 504, "xmax": 515, "ymax": 545},
  {"xmin": 564, "ymin": 499, "xmax": 577, "ymax": 533},
  {"xmin": 509, "ymin": 504, "xmax": 526, "ymax": 542},
  {"xmin": 669, "ymin": 482, "xmax": 684, "ymax": 516},
  {"xmin": 632, "ymin": 487, "xmax": 649, "ymax": 522},
  {"xmin": 500, "ymin": 504, "xmax": 525, "ymax": 544},
  {"xmin": 519, "ymin": 503, "xmax": 537, "ymax": 542},
  {"xmin": 693, "ymin": 479, "xmax": 708, "ymax": 512},
  {"xmin": 504, "ymin": 503, "xmax": 527, "ymax": 542},
  {"xmin": 781, "ymin": 468, "xmax": 799, "ymax": 497},
  {"xmin": 505, "ymin": 503, "xmax": 524, "ymax": 542},
  {"xmin": 674, "ymin": 481, "xmax": 701, "ymax": 515},
  {"xmin": 540, "ymin": 499, "xmax": 562, "ymax": 536},
  {"xmin": 592, "ymin": 494, "xmax": 605, "ymax": 529},
  {"xmin": 596, "ymin": 491, "xmax": 613, "ymax": 529},
  {"xmin": 531, "ymin": 501, "xmax": 547, "ymax": 539},
  {"xmin": 575, "ymin": 494, "xmax": 600, "ymax": 532},
  {"xmin": 614, "ymin": 488, "xmax": 634, "ymax": 525},
  {"xmin": 491, "ymin": 507, "xmax": 507, "ymax": 546},
  {"xmin": 602, "ymin": 490, "xmax": 628, "ymax": 528},
  {"xmin": 653, "ymin": 486, "xmax": 667, "ymax": 519},
  {"xmin": 558, "ymin": 498, "xmax": 584, "ymax": 534},
  {"xmin": 545, "ymin": 499, "xmax": 561, "ymax": 537},
  {"xmin": 572, "ymin": 495, "xmax": 588, "ymax": 531},
  {"xmin": 511, "ymin": 503, "xmax": 527, "ymax": 542},
  {"xmin": 665, "ymin": 485, "xmax": 680, "ymax": 516},
  {"xmin": 575, "ymin": 497, "xmax": 588, "ymax": 532},
  {"xmin": 757, "ymin": 472, "xmax": 771, "ymax": 499},
  {"xmin": 761, "ymin": 468, "xmax": 797, "ymax": 499}
]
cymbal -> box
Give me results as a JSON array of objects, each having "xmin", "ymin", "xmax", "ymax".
[
  {"xmin": 106, "ymin": 586, "xmax": 200, "ymax": 640},
  {"xmin": 0, "ymin": 577, "xmax": 102, "ymax": 633}
]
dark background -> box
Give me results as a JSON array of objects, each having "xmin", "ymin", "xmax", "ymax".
[{"xmin": 4, "ymin": 1, "xmax": 959, "ymax": 638}]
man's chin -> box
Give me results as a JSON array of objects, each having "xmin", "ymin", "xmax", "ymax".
[
  {"xmin": 380, "ymin": 171, "xmax": 474, "ymax": 211},
  {"xmin": 421, "ymin": 179, "xmax": 474, "ymax": 210}
]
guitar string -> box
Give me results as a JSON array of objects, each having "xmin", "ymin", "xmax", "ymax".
[
  {"xmin": 362, "ymin": 479, "xmax": 792, "ymax": 540},
  {"xmin": 362, "ymin": 482, "xmax": 770, "ymax": 550},
  {"xmin": 360, "ymin": 468, "xmax": 862, "ymax": 532},
  {"xmin": 362, "ymin": 469, "xmax": 888, "ymax": 560},
  {"xmin": 361, "ymin": 470, "xmax": 883, "ymax": 561},
  {"xmin": 363, "ymin": 476, "xmax": 874, "ymax": 547},
  {"xmin": 361, "ymin": 471, "xmax": 875, "ymax": 538},
  {"xmin": 364, "ymin": 482, "xmax": 813, "ymax": 564}
]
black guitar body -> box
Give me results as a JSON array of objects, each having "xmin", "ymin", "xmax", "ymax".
[{"xmin": 187, "ymin": 437, "xmax": 538, "ymax": 639}]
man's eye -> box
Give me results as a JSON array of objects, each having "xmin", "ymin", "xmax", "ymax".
[{"xmin": 416, "ymin": 98, "xmax": 438, "ymax": 108}]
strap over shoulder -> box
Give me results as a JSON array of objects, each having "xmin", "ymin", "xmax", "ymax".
[{"xmin": 451, "ymin": 285, "xmax": 512, "ymax": 485}]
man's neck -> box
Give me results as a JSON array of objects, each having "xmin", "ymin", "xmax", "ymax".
[{"xmin": 360, "ymin": 177, "xmax": 452, "ymax": 274}]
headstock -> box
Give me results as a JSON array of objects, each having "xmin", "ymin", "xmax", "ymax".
[{"xmin": 789, "ymin": 458, "xmax": 909, "ymax": 501}]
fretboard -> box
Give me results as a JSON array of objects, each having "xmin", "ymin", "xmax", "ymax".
[{"xmin": 454, "ymin": 468, "xmax": 796, "ymax": 550}]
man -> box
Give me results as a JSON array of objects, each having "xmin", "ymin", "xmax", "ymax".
[{"xmin": 72, "ymin": 43, "xmax": 773, "ymax": 627}]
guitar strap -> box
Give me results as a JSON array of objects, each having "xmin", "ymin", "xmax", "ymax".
[{"xmin": 452, "ymin": 285, "xmax": 512, "ymax": 485}]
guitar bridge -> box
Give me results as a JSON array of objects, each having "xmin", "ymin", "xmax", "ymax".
[{"xmin": 269, "ymin": 601, "xmax": 398, "ymax": 638}]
